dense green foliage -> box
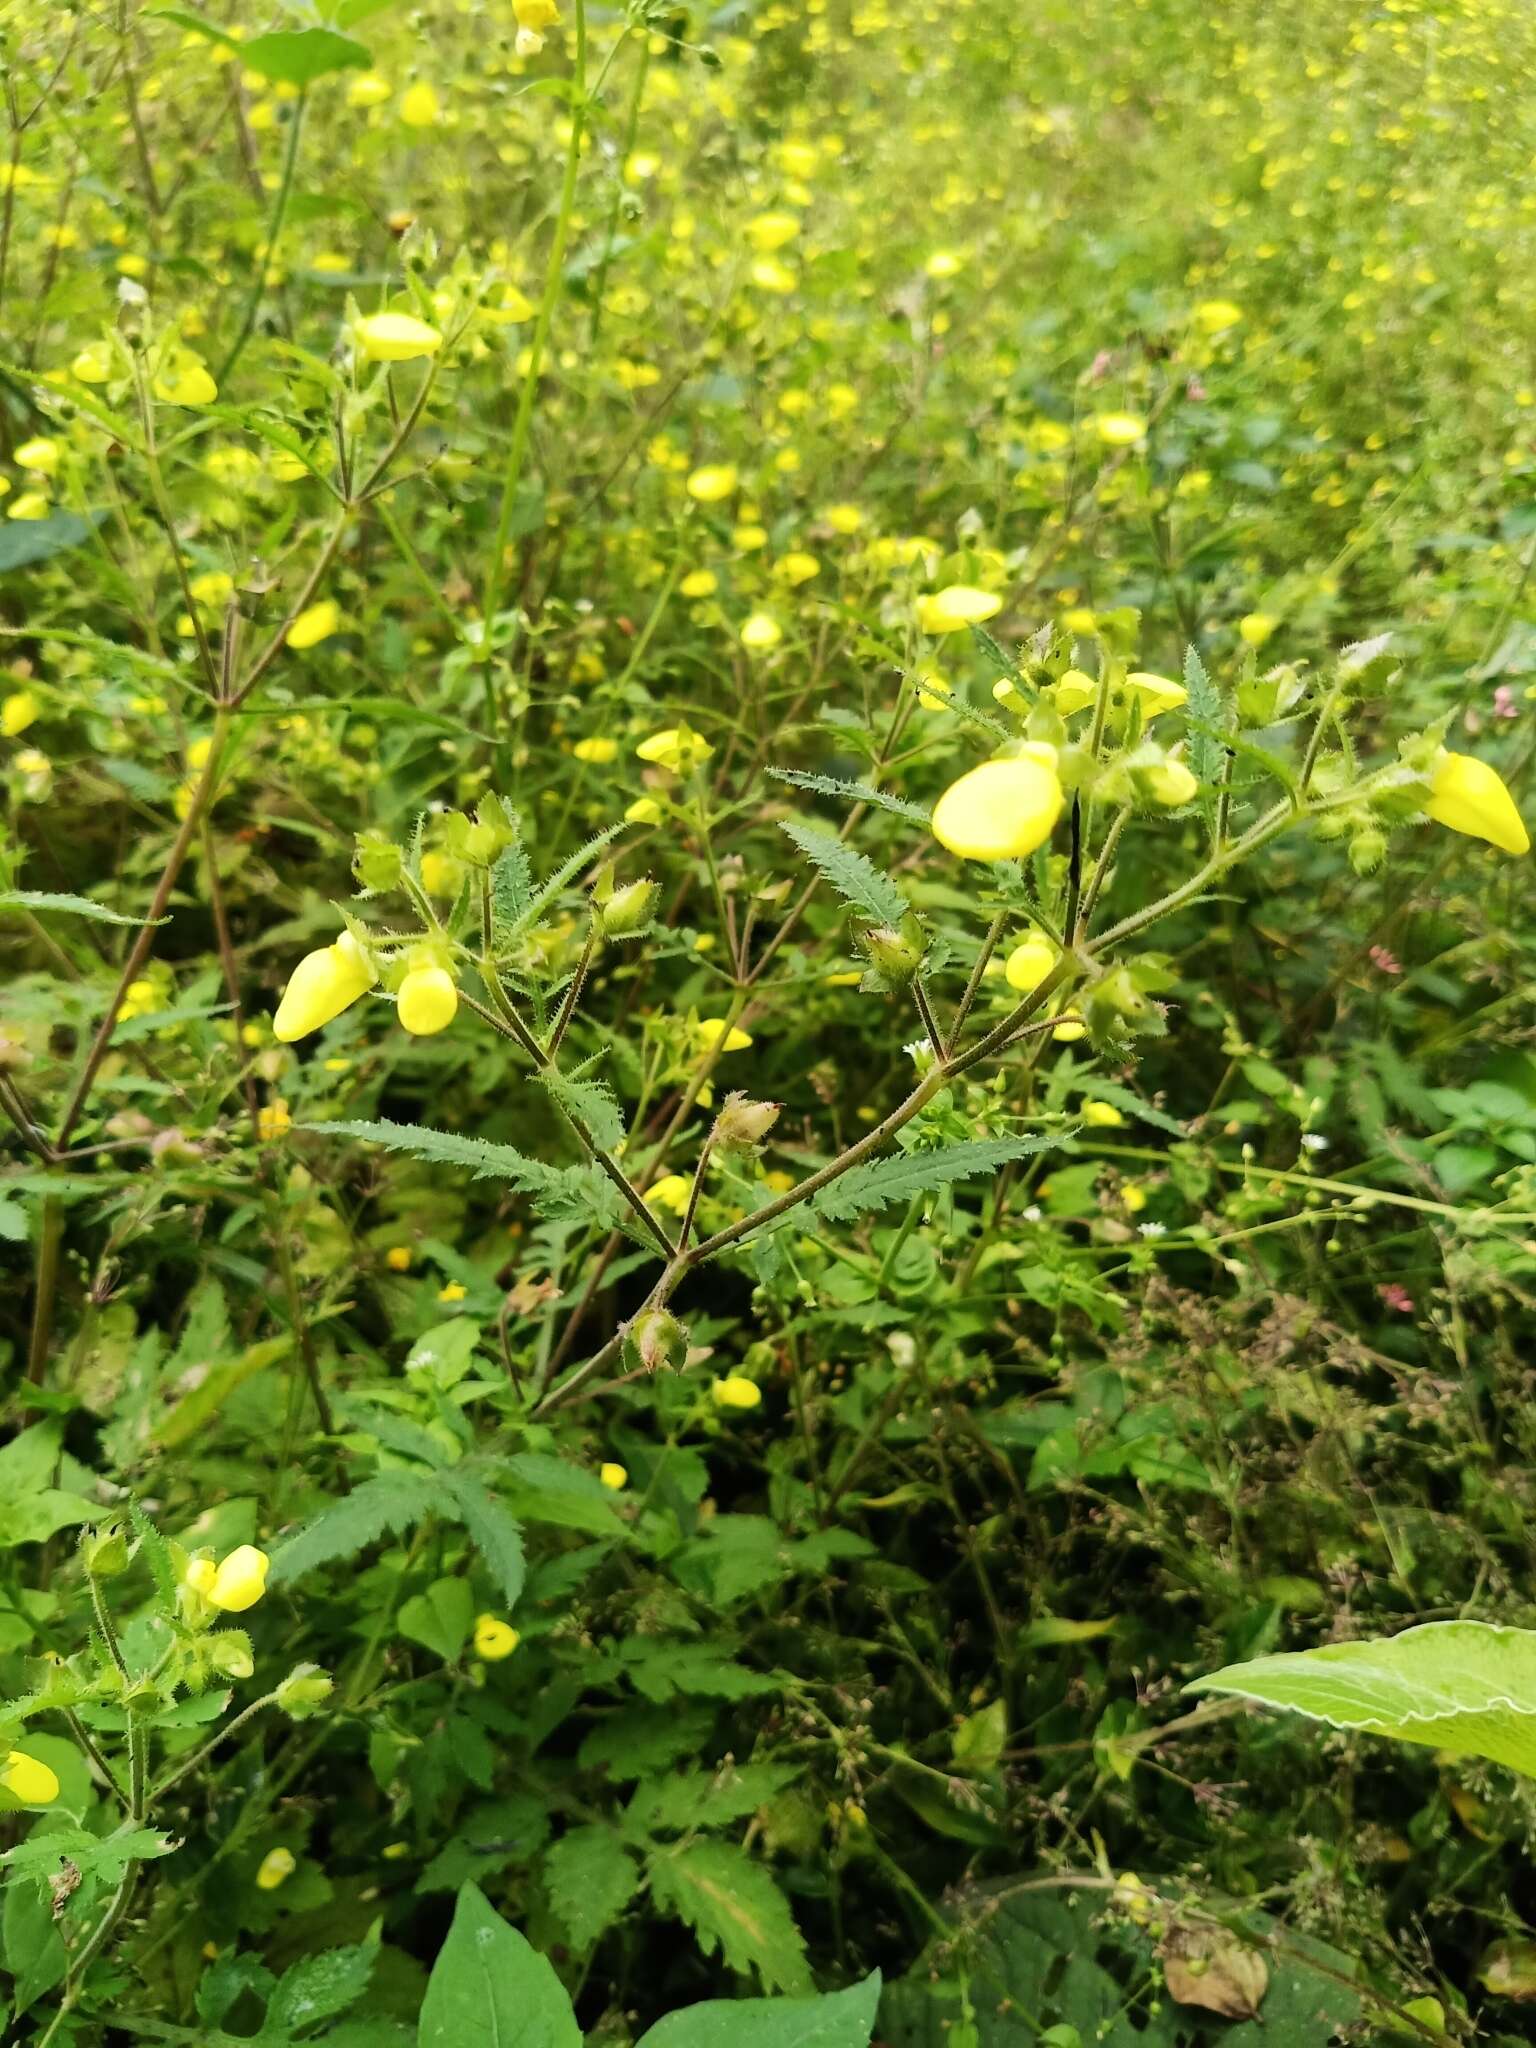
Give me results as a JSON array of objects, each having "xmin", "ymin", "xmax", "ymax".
[{"xmin": 2, "ymin": 0, "xmax": 1536, "ymax": 2041}]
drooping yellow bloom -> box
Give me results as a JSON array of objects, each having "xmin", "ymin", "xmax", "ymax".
[
  {"xmin": 153, "ymin": 352, "xmax": 218, "ymax": 406},
  {"xmin": 625, "ymin": 796, "xmax": 663, "ymax": 825},
  {"xmin": 0, "ymin": 1751, "xmax": 60, "ymax": 1805},
  {"xmin": 353, "ymin": 312, "xmax": 443, "ymax": 363},
  {"xmin": 514, "ymin": 0, "xmax": 559, "ymax": 27},
  {"xmin": 1004, "ymin": 935, "xmax": 1056, "ymax": 993},
  {"xmin": 385, "ymin": 1245, "xmax": 412, "ymax": 1271},
  {"xmin": 645, "ymin": 1173, "xmax": 692, "ymax": 1215},
  {"xmin": 209, "ymin": 1544, "xmax": 270, "ymax": 1613},
  {"xmin": 8, "ymin": 491, "xmax": 49, "ymax": 520},
  {"xmin": 636, "ymin": 726, "xmax": 713, "ymax": 773},
  {"xmin": 932, "ymin": 755, "xmax": 1063, "ymax": 862},
  {"xmin": 347, "ymin": 71, "xmax": 392, "ymax": 108},
  {"xmin": 256, "ymin": 1099, "xmax": 292, "ymax": 1141},
  {"xmin": 286, "ymin": 600, "xmax": 341, "ymax": 650},
  {"xmin": 695, "ymin": 1017, "xmax": 752, "ymax": 1053},
  {"xmin": 1144, "ymin": 757, "xmax": 1198, "ymax": 806},
  {"xmin": 599, "ymin": 1462, "xmax": 628, "ymax": 1490},
  {"xmin": 775, "ymin": 551, "xmax": 820, "ymax": 586},
  {"xmin": 1125, "ymin": 671, "xmax": 1188, "ymax": 718},
  {"xmin": 15, "ymin": 437, "xmax": 58, "ymax": 476},
  {"xmin": 399, "ymin": 81, "xmax": 440, "ymax": 127},
  {"xmin": 749, "ymin": 257, "xmax": 797, "ymax": 294},
  {"xmin": 398, "ymin": 965, "xmax": 458, "ymax": 1035},
  {"xmin": 740, "ymin": 612, "xmax": 782, "ymax": 651},
  {"xmin": 1423, "ymin": 752, "xmax": 1530, "ymax": 855},
  {"xmin": 925, "ymin": 249, "xmax": 964, "ymax": 279},
  {"xmin": 573, "ymin": 736, "xmax": 619, "ymax": 764},
  {"xmin": 1, "ymin": 690, "xmax": 39, "ymax": 737},
  {"xmin": 255, "ymin": 1848, "xmax": 296, "ymax": 1890},
  {"xmin": 474, "ymin": 1614, "xmax": 519, "ymax": 1660},
  {"xmin": 1238, "ymin": 612, "xmax": 1278, "ymax": 648},
  {"xmin": 1050, "ymin": 670, "xmax": 1098, "ymax": 715},
  {"xmin": 71, "ymin": 341, "xmax": 113, "ymax": 384},
  {"xmin": 686, "ymin": 464, "xmax": 737, "ymax": 503},
  {"xmin": 917, "ymin": 586, "xmax": 1002, "ymax": 635},
  {"xmin": 1094, "ymin": 412, "xmax": 1147, "ymax": 447},
  {"xmin": 680, "ymin": 569, "xmax": 718, "ymax": 598},
  {"xmin": 822, "ymin": 503, "xmax": 864, "ymax": 534},
  {"xmin": 1082, "ymin": 1100, "xmax": 1126, "ymax": 1127},
  {"xmin": 1193, "ymin": 299, "xmax": 1243, "ymax": 333},
  {"xmin": 747, "ymin": 212, "xmax": 800, "ymax": 252},
  {"xmin": 273, "ymin": 932, "xmax": 374, "ymax": 1042},
  {"xmin": 712, "ymin": 1374, "xmax": 762, "ymax": 1411}
]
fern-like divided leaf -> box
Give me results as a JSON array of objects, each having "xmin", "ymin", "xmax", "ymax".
[
  {"xmin": 813, "ymin": 1134, "xmax": 1060, "ymax": 1224},
  {"xmin": 304, "ymin": 1117, "xmax": 564, "ymax": 1192},
  {"xmin": 268, "ymin": 1472, "xmax": 445, "ymax": 1588},
  {"xmin": 494, "ymin": 825, "xmax": 622, "ymax": 955},
  {"xmin": 1072, "ymin": 1077, "xmax": 1185, "ymax": 1137},
  {"xmin": 1182, "ymin": 643, "xmax": 1227, "ymax": 797},
  {"xmin": 646, "ymin": 1839, "xmax": 810, "ymax": 1995},
  {"xmin": 0, "ymin": 889, "xmax": 169, "ymax": 927},
  {"xmin": 768, "ymin": 767, "xmax": 931, "ymax": 825},
  {"xmin": 778, "ymin": 820, "xmax": 906, "ymax": 928},
  {"xmin": 541, "ymin": 1066, "xmax": 626, "ymax": 1152}
]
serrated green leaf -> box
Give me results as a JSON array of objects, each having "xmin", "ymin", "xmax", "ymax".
[
  {"xmin": 496, "ymin": 827, "xmax": 621, "ymax": 956},
  {"xmin": 1189, "ymin": 1620, "xmax": 1536, "ymax": 1778},
  {"xmin": 637, "ymin": 1972, "xmax": 882, "ymax": 2048},
  {"xmin": 1182, "ymin": 643, "xmax": 1226, "ymax": 798},
  {"xmin": 544, "ymin": 1826, "xmax": 642, "ymax": 1950},
  {"xmin": 267, "ymin": 1941, "xmax": 375, "ymax": 2033},
  {"xmin": 541, "ymin": 1066, "xmax": 626, "ymax": 1152},
  {"xmin": 813, "ymin": 1135, "xmax": 1058, "ymax": 1224},
  {"xmin": 768, "ymin": 768, "xmax": 930, "ymax": 824},
  {"xmin": 0, "ymin": 890, "xmax": 169, "ymax": 928},
  {"xmin": 436, "ymin": 1469, "xmax": 527, "ymax": 1609},
  {"xmin": 4, "ymin": 1825, "xmax": 173, "ymax": 1889},
  {"xmin": 648, "ymin": 1839, "xmax": 810, "ymax": 1994},
  {"xmin": 626, "ymin": 1763, "xmax": 799, "ymax": 1836},
  {"xmin": 302, "ymin": 1118, "xmax": 577, "ymax": 1197},
  {"xmin": 268, "ymin": 1471, "xmax": 445, "ymax": 1587},
  {"xmin": 779, "ymin": 820, "xmax": 907, "ymax": 927}
]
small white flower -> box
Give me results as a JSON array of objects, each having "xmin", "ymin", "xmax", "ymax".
[
  {"xmin": 1300, "ymin": 1133, "xmax": 1329, "ymax": 1153},
  {"xmin": 1139, "ymin": 1221, "xmax": 1167, "ymax": 1239},
  {"xmin": 1021, "ymin": 1204, "xmax": 1043, "ymax": 1223}
]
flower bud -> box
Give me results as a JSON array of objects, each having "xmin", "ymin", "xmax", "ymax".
[
  {"xmin": 354, "ymin": 829, "xmax": 403, "ymax": 892},
  {"xmin": 1004, "ymin": 935, "xmax": 1056, "ymax": 993},
  {"xmin": 255, "ymin": 1847, "xmax": 296, "ymax": 1891},
  {"xmin": 601, "ymin": 877, "xmax": 659, "ymax": 937},
  {"xmin": 628, "ymin": 1308, "xmax": 688, "ymax": 1375},
  {"xmin": 1423, "ymin": 751, "xmax": 1529, "ymax": 856},
  {"xmin": 208, "ymin": 1630, "xmax": 254, "ymax": 1681},
  {"xmin": 276, "ymin": 1664, "xmax": 335, "ymax": 1718},
  {"xmin": 1141, "ymin": 757, "xmax": 1199, "ymax": 808},
  {"xmin": 1349, "ymin": 827, "xmax": 1387, "ymax": 876},
  {"xmin": 599, "ymin": 1462, "xmax": 628, "ymax": 1491},
  {"xmin": 713, "ymin": 1092, "xmax": 781, "ymax": 1149},
  {"xmin": 856, "ymin": 917, "xmax": 925, "ymax": 985},
  {"xmin": 711, "ymin": 1374, "xmax": 762, "ymax": 1412}
]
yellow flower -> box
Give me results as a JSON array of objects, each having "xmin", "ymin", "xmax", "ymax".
[
  {"xmin": 915, "ymin": 669, "xmax": 951, "ymax": 712},
  {"xmin": 749, "ymin": 256, "xmax": 797, "ymax": 294},
  {"xmin": 1004, "ymin": 935, "xmax": 1056, "ymax": 993},
  {"xmin": 645, "ymin": 1173, "xmax": 693, "ymax": 1215},
  {"xmin": 153, "ymin": 352, "xmax": 218, "ymax": 406},
  {"xmin": 189, "ymin": 570, "xmax": 234, "ymax": 608},
  {"xmin": 740, "ymin": 612, "xmax": 782, "ymax": 651},
  {"xmin": 1193, "ymin": 299, "xmax": 1243, "ymax": 333},
  {"xmin": 209, "ymin": 1544, "xmax": 270, "ymax": 1613},
  {"xmin": 636, "ymin": 725, "xmax": 713, "ymax": 773},
  {"xmin": 822, "ymin": 503, "xmax": 864, "ymax": 534},
  {"xmin": 514, "ymin": 0, "xmax": 559, "ymax": 26},
  {"xmin": 680, "ymin": 568, "xmax": 718, "ymax": 598},
  {"xmin": 398, "ymin": 965, "xmax": 458, "ymax": 1035},
  {"xmin": 1121, "ymin": 1182, "xmax": 1147, "ymax": 1213},
  {"xmin": 932, "ymin": 755, "xmax": 1063, "ymax": 862},
  {"xmin": 712, "ymin": 1374, "xmax": 762, "ymax": 1412},
  {"xmin": 686, "ymin": 464, "xmax": 737, "ymax": 503},
  {"xmin": 695, "ymin": 1017, "xmax": 752, "ymax": 1053},
  {"xmin": 1125, "ymin": 671, "xmax": 1188, "ymax": 718},
  {"xmin": 1082, "ymin": 1100, "xmax": 1125, "ymax": 1127},
  {"xmin": 438, "ymin": 1281, "xmax": 468, "ymax": 1303},
  {"xmin": 419, "ymin": 850, "xmax": 461, "ymax": 895},
  {"xmin": 747, "ymin": 211, "xmax": 800, "ymax": 252},
  {"xmin": 1050, "ymin": 670, "xmax": 1098, "ymax": 715},
  {"xmin": 573, "ymin": 736, "xmax": 619, "ymax": 764},
  {"xmin": 599, "ymin": 1462, "xmax": 628, "ymax": 1490},
  {"xmin": 385, "ymin": 1245, "xmax": 412, "ymax": 1271},
  {"xmin": 255, "ymin": 1848, "xmax": 296, "ymax": 1891},
  {"xmin": 353, "ymin": 312, "xmax": 443, "ymax": 363},
  {"xmin": 273, "ymin": 933, "xmax": 374, "ymax": 1042},
  {"xmin": 474, "ymin": 1614, "xmax": 520, "ymax": 1660},
  {"xmin": 1423, "ymin": 752, "xmax": 1530, "ymax": 855},
  {"xmin": 625, "ymin": 795, "xmax": 663, "ymax": 825},
  {"xmin": 399, "ymin": 81, "xmax": 440, "ymax": 127},
  {"xmin": 1, "ymin": 690, "xmax": 39, "ymax": 737},
  {"xmin": 925, "ymin": 249, "xmax": 963, "ymax": 278},
  {"xmin": 286, "ymin": 600, "xmax": 341, "ymax": 650},
  {"xmin": 71, "ymin": 340, "xmax": 113, "ymax": 383},
  {"xmin": 1238, "ymin": 612, "xmax": 1278, "ymax": 648},
  {"xmin": 480, "ymin": 283, "xmax": 535, "ymax": 324},
  {"xmin": 256, "ymin": 1099, "xmax": 292, "ymax": 1141},
  {"xmin": 347, "ymin": 72, "xmax": 392, "ymax": 108},
  {"xmin": 1094, "ymin": 412, "xmax": 1147, "ymax": 447},
  {"xmin": 917, "ymin": 586, "xmax": 1002, "ymax": 635},
  {"xmin": 0, "ymin": 1750, "xmax": 60, "ymax": 1805},
  {"xmin": 775, "ymin": 551, "xmax": 820, "ymax": 585},
  {"xmin": 15, "ymin": 437, "xmax": 58, "ymax": 476},
  {"xmin": 8, "ymin": 491, "xmax": 50, "ymax": 520}
]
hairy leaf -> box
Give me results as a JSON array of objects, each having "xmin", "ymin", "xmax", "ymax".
[
  {"xmin": 0, "ymin": 890, "xmax": 169, "ymax": 927},
  {"xmin": 768, "ymin": 768, "xmax": 930, "ymax": 824},
  {"xmin": 544, "ymin": 1826, "xmax": 642, "ymax": 1950},
  {"xmin": 303, "ymin": 1118, "xmax": 574, "ymax": 1196},
  {"xmin": 638, "ymin": 1972, "xmax": 882, "ymax": 2048},
  {"xmin": 436, "ymin": 1469, "xmax": 527, "ymax": 1609},
  {"xmin": 541, "ymin": 1067, "xmax": 626, "ymax": 1152},
  {"xmin": 778, "ymin": 820, "xmax": 907, "ymax": 928},
  {"xmin": 1182, "ymin": 643, "xmax": 1226, "ymax": 799},
  {"xmin": 268, "ymin": 1471, "xmax": 444, "ymax": 1587},
  {"xmin": 647, "ymin": 1839, "xmax": 811, "ymax": 1994}
]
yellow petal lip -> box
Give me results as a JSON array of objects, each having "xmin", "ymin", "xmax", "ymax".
[
  {"xmin": 272, "ymin": 934, "xmax": 373, "ymax": 1043},
  {"xmin": 1004, "ymin": 936, "xmax": 1056, "ymax": 993},
  {"xmin": 397, "ymin": 965, "xmax": 458, "ymax": 1036},
  {"xmin": 916, "ymin": 585, "xmax": 1003, "ymax": 635},
  {"xmin": 932, "ymin": 756, "xmax": 1064, "ymax": 863},
  {"xmin": 0, "ymin": 1750, "xmax": 60, "ymax": 1805},
  {"xmin": 209, "ymin": 1544, "xmax": 270, "ymax": 1613},
  {"xmin": 1125, "ymin": 671, "xmax": 1188, "ymax": 717},
  {"xmin": 353, "ymin": 312, "xmax": 443, "ymax": 363},
  {"xmin": 1425, "ymin": 751, "xmax": 1530, "ymax": 856}
]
